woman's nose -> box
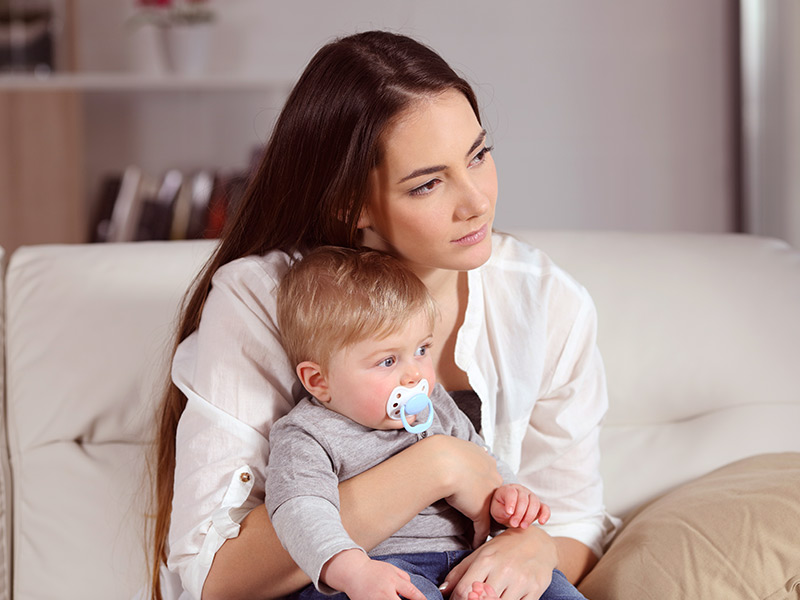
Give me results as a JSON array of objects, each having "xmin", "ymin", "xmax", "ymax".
[{"xmin": 454, "ymin": 181, "xmax": 490, "ymax": 221}]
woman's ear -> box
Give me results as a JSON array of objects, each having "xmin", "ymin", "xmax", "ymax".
[
  {"xmin": 356, "ymin": 205, "xmax": 371, "ymax": 230},
  {"xmin": 296, "ymin": 361, "xmax": 331, "ymax": 403}
]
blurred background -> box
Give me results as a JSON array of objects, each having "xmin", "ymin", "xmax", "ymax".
[{"xmin": 1, "ymin": 0, "xmax": 798, "ymax": 255}]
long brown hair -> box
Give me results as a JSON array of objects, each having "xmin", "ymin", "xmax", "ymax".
[{"xmin": 148, "ymin": 30, "xmax": 480, "ymax": 598}]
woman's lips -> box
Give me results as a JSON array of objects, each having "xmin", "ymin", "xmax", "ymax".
[{"xmin": 452, "ymin": 224, "xmax": 488, "ymax": 246}]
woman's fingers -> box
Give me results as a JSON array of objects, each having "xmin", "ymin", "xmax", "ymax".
[
  {"xmin": 446, "ymin": 526, "xmax": 558, "ymax": 600},
  {"xmin": 439, "ymin": 550, "xmax": 477, "ymax": 598}
]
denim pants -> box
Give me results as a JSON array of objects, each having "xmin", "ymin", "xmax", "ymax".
[{"xmin": 290, "ymin": 550, "xmax": 586, "ymax": 600}]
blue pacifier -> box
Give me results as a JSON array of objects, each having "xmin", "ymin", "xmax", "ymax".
[{"xmin": 386, "ymin": 379, "xmax": 435, "ymax": 434}]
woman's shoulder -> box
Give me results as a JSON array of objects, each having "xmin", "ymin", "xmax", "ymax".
[
  {"xmin": 486, "ymin": 231, "xmax": 587, "ymax": 297},
  {"xmin": 196, "ymin": 249, "xmax": 301, "ymax": 334},
  {"xmin": 211, "ymin": 248, "xmax": 298, "ymax": 294}
]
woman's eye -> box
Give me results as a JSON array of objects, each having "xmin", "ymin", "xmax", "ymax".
[
  {"xmin": 469, "ymin": 145, "xmax": 494, "ymax": 167},
  {"xmin": 409, "ymin": 179, "xmax": 440, "ymax": 197},
  {"xmin": 380, "ymin": 357, "xmax": 395, "ymax": 367}
]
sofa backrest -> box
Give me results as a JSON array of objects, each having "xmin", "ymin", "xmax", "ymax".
[
  {"xmin": 4, "ymin": 241, "xmax": 215, "ymax": 600},
  {"xmin": 517, "ymin": 231, "xmax": 800, "ymax": 515}
]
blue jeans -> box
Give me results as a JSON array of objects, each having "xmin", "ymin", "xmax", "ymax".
[{"xmin": 290, "ymin": 550, "xmax": 586, "ymax": 600}]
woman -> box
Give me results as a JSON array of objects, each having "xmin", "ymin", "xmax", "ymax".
[{"xmin": 150, "ymin": 30, "xmax": 617, "ymax": 600}]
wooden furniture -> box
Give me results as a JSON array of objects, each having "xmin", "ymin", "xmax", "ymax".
[{"xmin": 0, "ymin": 88, "xmax": 85, "ymax": 253}]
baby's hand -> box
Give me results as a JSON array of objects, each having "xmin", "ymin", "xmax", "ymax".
[
  {"xmin": 467, "ymin": 581, "xmax": 501, "ymax": 600},
  {"xmin": 490, "ymin": 483, "xmax": 551, "ymax": 529},
  {"xmin": 323, "ymin": 549, "xmax": 426, "ymax": 600}
]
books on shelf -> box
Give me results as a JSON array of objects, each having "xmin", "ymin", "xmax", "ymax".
[
  {"xmin": 136, "ymin": 169, "xmax": 183, "ymax": 241},
  {"xmin": 185, "ymin": 170, "xmax": 215, "ymax": 240},
  {"xmin": 105, "ymin": 165, "xmax": 144, "ymax": 243},
  {"xmin": 89, "ymin": 175, "xmax": 122, "ymax": 243},
  {"xmin": 90, "ymin": 162, "xmax": 253, "ymax": 244}
]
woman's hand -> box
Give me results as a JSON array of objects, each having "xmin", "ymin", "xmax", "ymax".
[{"xmin": 441, "ymin": 526, "xmax": 558, "ymax": 600}]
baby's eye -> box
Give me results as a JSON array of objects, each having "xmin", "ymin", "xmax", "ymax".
[
  {"xmin": 415, "ymin": 345, "xmax": 428, "ymax": 357},
  {"xmin": 380, "ymin": 357, "xmax": 396, "ymax": 367}
]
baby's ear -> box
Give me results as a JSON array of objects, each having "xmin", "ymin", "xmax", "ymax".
[{"xmin": 296, "ymin": 361, "xmax": 331, "ymax": 403}]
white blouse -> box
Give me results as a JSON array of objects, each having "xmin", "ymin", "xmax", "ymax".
[{"xmin": 166, "ymin": 231, "xmax": 618, "ymax": 600}]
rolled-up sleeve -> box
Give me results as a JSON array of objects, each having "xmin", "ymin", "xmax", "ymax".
[{"xmin": 166, "ymin": 254, "xmax": 300, "ymax": 599}]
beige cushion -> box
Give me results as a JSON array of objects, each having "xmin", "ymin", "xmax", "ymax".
[{"xmin": 578, "ymin": 453, "xmax": 800, "ymax": 600}]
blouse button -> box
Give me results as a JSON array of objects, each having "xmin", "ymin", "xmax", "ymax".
[{"xmin": 240, "ymin": 472, "xmax": 251, "ymax": 483}]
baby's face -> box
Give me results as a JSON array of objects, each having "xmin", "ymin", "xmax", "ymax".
[{"xmin": 322, "ymin": 311, "xmax": 436, "ymax": 430}]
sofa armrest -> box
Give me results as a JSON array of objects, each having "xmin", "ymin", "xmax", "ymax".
[{"xmin": 4, "ymin": 240, "xmax": 215, "ymax": 600}]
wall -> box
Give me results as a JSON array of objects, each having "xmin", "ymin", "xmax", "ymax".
[{"xmin": 74, "ymin": 0, "xmax": 738, "ymax": 234}]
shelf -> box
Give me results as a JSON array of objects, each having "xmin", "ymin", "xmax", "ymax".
[
  {"xmin": 1, "ymin": 70, "xmax": 288, "ymax": 254},
  {"xmin": 0, "ymin": 72, "xmax": 291, "ymax": 92}
]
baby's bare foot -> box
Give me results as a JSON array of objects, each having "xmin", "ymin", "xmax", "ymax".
[{"xmin": 466, "ymin": 581, "xmax": 500, "ymax": 600}]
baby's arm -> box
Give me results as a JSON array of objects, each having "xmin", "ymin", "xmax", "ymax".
[
  {"xmin": 490, "ymin": 483, "xmax": 551, "ymax": 529},
  {"xmin": 270, "ymin": 496, "xmax": 426, "ymax": 600},
  {"xmin": 267, "ymin": 408, "xmax": 428, "ymax": 599}
]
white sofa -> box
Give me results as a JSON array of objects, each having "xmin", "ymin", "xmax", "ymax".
[{"xmin": 1, "ymin": 231, "xmax": 799, "ymax": 600}]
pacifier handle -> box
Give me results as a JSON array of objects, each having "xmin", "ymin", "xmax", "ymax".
[
  {"xmin": 387, "ymin": 378, "xmax": 435, "ymax": 434},
  {"xmin": 400, "ymin": 393, "xmax": 434, "ymax": 434}
]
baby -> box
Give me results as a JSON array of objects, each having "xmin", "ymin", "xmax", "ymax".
[{"xmin": 267, "ymin": 247, "xmax": 583, "ymax": 600}]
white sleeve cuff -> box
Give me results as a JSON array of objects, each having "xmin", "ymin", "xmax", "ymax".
[{"xmin": 537, "ymin": 511, "xmax": 622, "ymax": 557}]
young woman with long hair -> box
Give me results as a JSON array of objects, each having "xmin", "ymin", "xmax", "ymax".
[{"xmin": 150, "ymin": 30, "xmax": 616, "ymax": 600}]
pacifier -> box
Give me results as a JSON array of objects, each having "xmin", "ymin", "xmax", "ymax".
[{"xmin": 386, "ymin": 379, "xmax": 435, "ymax": 434}]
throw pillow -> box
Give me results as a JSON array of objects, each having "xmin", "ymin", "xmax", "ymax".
[{"xmin": 577, "ymin": 453, "xmax": 800, "ymax": 600}]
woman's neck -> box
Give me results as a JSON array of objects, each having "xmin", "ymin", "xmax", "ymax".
[
  {"xmin": 428, "ymin": 269, "xmax": 471, "ymax": 391},
  {"xmin": 412, "ymin": 265, "xmax": 461, "ymax": 302}
]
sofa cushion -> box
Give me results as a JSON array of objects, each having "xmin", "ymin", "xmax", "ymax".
[
  {"xmin": 578, "ymin": 453, "xmax": 800, "ymax": 600},
  {"xmin": 4, "ymin": 241, "xmax": 215, "ymax": 600}
]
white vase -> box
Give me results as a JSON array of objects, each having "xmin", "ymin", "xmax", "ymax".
[{"xmin": 158, "ymin": 24, "xmax": 213, "ymax": 77}]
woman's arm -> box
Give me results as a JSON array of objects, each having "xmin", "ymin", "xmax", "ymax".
[
  {"xmin": 553, "ymin": 536, "xmax": 597, "ymax": 584},
  {"xmin": 201, "ymin": 435, "xmax": 501, "ymax": 600}
]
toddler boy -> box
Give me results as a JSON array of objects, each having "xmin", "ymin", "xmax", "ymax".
[{"xmin": 267, "ymin": 247, "xmax": 584, "ymax": 600}]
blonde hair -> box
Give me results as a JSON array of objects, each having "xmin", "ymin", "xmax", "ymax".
[{"xmin": 277, "ymin": 247, "xmax": 438, "ymax": 370}]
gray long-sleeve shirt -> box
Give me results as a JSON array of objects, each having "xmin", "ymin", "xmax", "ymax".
[{"xmin": 265, "ymin": 384, "xmax": 514, "ymax": 592}]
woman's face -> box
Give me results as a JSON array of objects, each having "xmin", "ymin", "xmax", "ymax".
[{"xmin": 360, "ymin": 89, "xmax": 498, "ymax": 276}]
